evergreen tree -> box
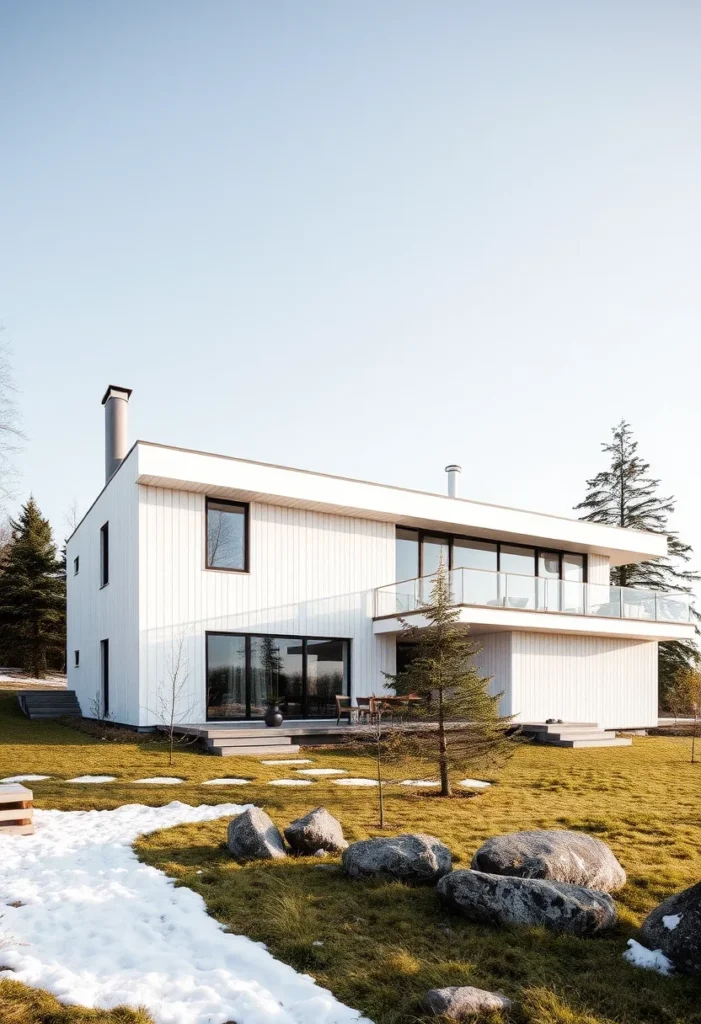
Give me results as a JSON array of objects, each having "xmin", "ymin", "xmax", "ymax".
[
  {"xmin": 385, "ymin": 561, "xmax": 513, "ymax": 797},
  {"xmin": 0, "ymin": 498, "xmax": 65, "ymax": 676},
  {"xmin": 575, "ymin": 420, "xmax": 699, "ymax": 697}
]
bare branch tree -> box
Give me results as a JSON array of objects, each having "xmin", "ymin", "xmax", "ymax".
[
  {"xmin": 63, "ymin": 499, "xmax": 81, "ymax": 535},
  {"xmin": 146, "ymin": 629, "xmax": 200, "ymax": 764},
  {"xmin": 0, "ymin": 336, "xmax": 26, "ymax": 508}
]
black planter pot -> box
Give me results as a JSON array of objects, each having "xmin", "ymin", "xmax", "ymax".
[{"xmin": 264, "ymin": 702, "xmax": 284, "ymax": 728}]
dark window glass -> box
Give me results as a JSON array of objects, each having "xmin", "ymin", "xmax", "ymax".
[
  {"xmin": 452, "ymin": 538, "xmax": 497, "ymax": 571},
  {"xmin": 100, "ymin": 523, "xmax": 109, "ymax": 586},
  {"xmin": 396, "ymin": 641, "xmax": 418, "ymax": 676},
  {"xmin": 207, "ymin": 501, "xmax": 247, "ymax": 570},
  {"xmin": 206, "ymin": 633, "xmax": 350, "ymax": 721},
  {"xmin": 74, "ymin": 556, "xmax": 80, "ymax": 575},
  {"xmin": 306, "ymin": 638, "xmax": 348, "ymax": 718},
  {"xmin": 422, "ymin": 535, "xmax": 450, "ymax": 576},
  {"xmin": 538, "ymin": 551, "xmax": 561, "ymax": 611},
  {"xmin": 562, "ymin": 553, "xmax": 585, "ymax": 581},
  {"xmin": 100, "ymin": 638, "xmax": 109, "ymax": 716},
  {"xmin": 74, "ymin": 650, "xmax": 80, "ymax": 667},
  {"xmin": 396, "ymin": 528, "xmax": 419, "ymax": 581},
  {"xmin": 500, "ymin": 545, "xmax": 535, "ymax": 576},
  {"xmin": 207, "ymin": 634, "xmax": 246, "ymax": 719}
]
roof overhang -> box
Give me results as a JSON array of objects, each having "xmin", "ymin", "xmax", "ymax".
[{"xmin": 134, "ymin": 442, "xmax": 668, "ymax": 566}]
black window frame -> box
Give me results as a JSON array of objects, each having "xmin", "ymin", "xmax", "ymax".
[
  {"xmin": 73, "ymin": 555, "xmax": 80, "ymax": 575},
  {"xmin": 395, "ymin": 527, "xmax": 588, "ymax": 584},
  {"xmin": 100, "ymin": 638, "xmax": 109, "ymax": 717},
  {"xmin": 205, "ymin": 630, "xmax": 351, "ymax": 721},
  {"xmin": 100, "ymin": 522, "xmax": 109, "ymax": 587},
  {"xmin": 205, "ymin": 498, "xmax": 250, "ymax": 573},
  {"xmin": 74, "ymin": 649, "xmax": 80, "ymax": 667}
]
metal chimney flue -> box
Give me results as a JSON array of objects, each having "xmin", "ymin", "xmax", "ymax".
[
  {"xmin": 445, "ymin": 463, "xmax": 461, "ymax": 498},
  {"xmin": 102, "ymin": 385, "xmax": 133, "ymax": 482}
]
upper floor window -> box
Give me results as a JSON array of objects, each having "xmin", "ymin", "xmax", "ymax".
[
  {"xmin": 395, "ymin": 527, "xmax": 587, "ymax": 583},
  {"xmin": 73, "ymin": 556, "xmax": 80, "ymax": 575},
  {"xmin": 100, "ymin": 522, "xmax": 109, "ymax": 586},
  {"xmin": 206, "ymin": 499, "xmax": 248, "ymax": 571}
]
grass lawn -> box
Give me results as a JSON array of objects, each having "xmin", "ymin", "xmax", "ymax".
[{"xmin": 1, "ymin": 691, "xmax": 700, "ymax": 1024}]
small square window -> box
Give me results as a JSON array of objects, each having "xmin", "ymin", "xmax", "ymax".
[
  {"xmin": 74, "ymin": 556, "xmax": 80, "ymax": 575},
  {"xmin": 74, "ymin": 650, "xmax": 80, "ymax": 667}
]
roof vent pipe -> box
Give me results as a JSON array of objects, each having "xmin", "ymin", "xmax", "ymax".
[
  {"xmin": 102, "ymin": 385, "xmax": 133, "ymax": 483},
  {"xmin": 445, "ymin": 464, "xmax": 461, "ymax": 498}
]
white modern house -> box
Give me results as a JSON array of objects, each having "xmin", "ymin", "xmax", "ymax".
[{"xmin": 66, "ymin": 387, "xmax": 695, "ymax": 740}]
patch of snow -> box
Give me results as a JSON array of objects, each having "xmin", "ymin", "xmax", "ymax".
[
  {"xmin": 260, "ymin": 759, "xmax": 313, "ymax": 765},
  {"xmin": 134, "ymin": 777, "xmax": 183, "ymax": 785},
  {"xmin": 400, "ymin": 780, "xmax": 439, "ymax": 788},
  {"xmin": 1, "ymin": 775, "xmax": 51, "ymax": 783},
  {"xmin": 623, "ymin": 939, "xmax": 674, "ymax": 975},
  {"xmin": 202, "ymin": 778, "xmax": 250, "ymax": 786},
  {"xmin": 67, "ymin": 776, "xmax": 116, "ymax": 784},
  {"xmin": 295, "ymin": 768, "xmax": 347, "ymax": 776},
  {"xmin": 332, "ymin": 778, "xmax": 379, "ymax": 787},
  {"xmin": 0, "ymin": 801, "xmax": 369, "ymax": 1024},
  {"xmin": 268, "ymin": 779, "xmax": 313, "ymax": 787},
  {"xmin": 458, "ymin": 779, "xmax": 491, "ymax": 788},
  {"xmin": 663, "ymin": 913, "xmax": 682, "ymax": 931}
]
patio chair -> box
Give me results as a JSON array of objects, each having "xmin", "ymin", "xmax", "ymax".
[
  {"xmin": 356, "ymin": 696, "xmax": 377, "ymax": 724},
  {"xmin": 335, "ymin": 695, "xmax": 356, "ymax": 725}
]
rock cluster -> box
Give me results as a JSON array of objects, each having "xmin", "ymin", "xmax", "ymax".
[{"xmin": 227, "ymin": 806, "xmax": 347, "ymax": 861}]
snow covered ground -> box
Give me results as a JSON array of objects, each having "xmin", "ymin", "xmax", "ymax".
[
  {"xmin": 0, "ymin": 801, "xmax": 369, "ymax": 1024},
  {"xmin": 0, "ymin": 668, "xmax": 67, "ymax": 688}
]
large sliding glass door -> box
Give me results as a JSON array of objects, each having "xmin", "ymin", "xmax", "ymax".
[{"xmin": 206, "ymin": 632, "xmax": 350, "ymax": 720}]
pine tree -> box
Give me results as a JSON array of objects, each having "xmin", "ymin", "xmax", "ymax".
[
  {"xmin": 575, "ymin": 420, "xmax": 699, "ymax": 698},
  {"xmin": 385, "ymin": 561, "xmax": 513, "ymax": 797},
  {"xmin": 0, "ymin": 498, "xmax": 65, "ymax": 677}
]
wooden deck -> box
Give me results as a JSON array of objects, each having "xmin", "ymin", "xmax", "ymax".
[{"xmin": 171, "ymin": 719, "xmax": 463, "ymax": 756}]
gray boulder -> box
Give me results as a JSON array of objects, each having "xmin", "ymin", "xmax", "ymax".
[
  {"xmin": 641, "ymin": 880, "xmax": 701, "ymax": 974},
  {"xmin": 472, "ymin": 829, "xmax": 626, "ymax": 892},
  {"xmin": 342, "ymin": 833, "xmax": 452, "ymax": 884},
  {"xmin": 227, "ymin": 807, "xmax": 286, "ymax": 861},
  {"xmin": 424, "ymin": 986, "xmax": 511, "ymax": 1019},
  {"xmin": 284, "ymin": 807, "xmax": 348, "ymax": 854},
  {"xmin": 437, "ymin": 869, "xmax": 616, "ymax": 936}
]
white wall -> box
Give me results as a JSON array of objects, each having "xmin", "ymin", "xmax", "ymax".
[
  {"xmin": 588, "ymin": 553, "xmax": 610, "ymax": 585},
  {"xmin": 470, "ymin": 633, "xmax": 514, "ymax": 716},
  {"xmin": 510, "ymin": 631, "xmax": 657, "ymax": 729},
  {"xmin": 137, "ymin": 486, "xmax": 396, "ymax": 725},
  {"xmin": 66, "ymin": 451, "xmax": 140, "ymax": 723}
]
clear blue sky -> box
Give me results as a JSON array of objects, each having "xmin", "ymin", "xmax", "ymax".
[{"xmin": 2, "ymin": 1, "xmax": 700, "ymax": 577}]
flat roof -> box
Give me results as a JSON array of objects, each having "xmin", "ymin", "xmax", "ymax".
[{"xmin": 131, "ymin": 440, "xmax": 668, "ymax": 565}]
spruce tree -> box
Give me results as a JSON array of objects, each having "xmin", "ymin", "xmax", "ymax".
[
  {"xmin": 575, "ymin": 420, "xmax": 699, "ymax": 698},
  {"xmin": 385, "ymin": 561, "xmax": 513, "ymax": 797},
  {"xmin": 0, "ymin": 498, "xmax": 65, "ymax": 677}
]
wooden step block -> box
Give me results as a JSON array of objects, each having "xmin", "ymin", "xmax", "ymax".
[{"xmin": 0, "ymin": 783, "xmax": 34, "ymax": 835}]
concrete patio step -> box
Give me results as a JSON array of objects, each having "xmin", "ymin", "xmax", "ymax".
[{"xmin": 211, "ymin": 743, "xmax": 302, "ymax": 757}]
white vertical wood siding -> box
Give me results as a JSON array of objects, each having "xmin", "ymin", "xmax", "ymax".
[
  {"xmin": 138, "ymin": 487, "xmax": 396, "ymax": 725},
  {"xmin": 66, "ymin": 451, "xmax": 140, "ymax": 723},
  {"xmin": 588, "ymin": 554, "xmax": 610, "ymax": 585},
  {"xmin": 510, "ymin": 631, "xmax": 657, "ymax": 729},
  {"xmin": 470, "ymin": 633, "xmax": 513, "ymax": 715}
]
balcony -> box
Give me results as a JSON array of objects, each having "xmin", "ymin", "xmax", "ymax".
[{"xmin": 374, "ymin": 566, "xmax": 693, "ymax": 625}]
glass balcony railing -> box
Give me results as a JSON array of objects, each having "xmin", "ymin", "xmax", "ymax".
[{"xmin": 374, "ymin": 566, "xmax": 693, "ymax": 624}]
